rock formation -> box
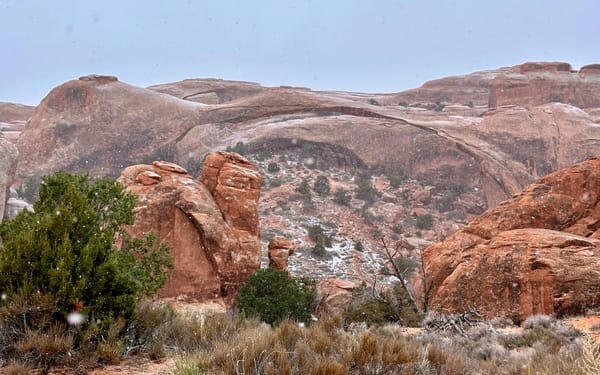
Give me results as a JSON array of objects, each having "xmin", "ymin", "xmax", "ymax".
[
  {"xmin": 489, "ymin": 62, "xmax": 600, "ymax": 109},
  {"xmin": 315, "ymin": 279, "xmax": 357, "ymax": 316},
  {"xmin": 15, "ymin": 70, "xmax": 600, "ymax": 212},
  {"xmin": 10, "ymin": 61, "xmax": 600, "ymax": 284},
  {"xmin": 117, "ymin": 153, "xmax": 262, "ymax": 303},
  {"xmin": 423, "ymin": 157, "xmax": 600, "ymax": 322},
  {"xmin": 0, "ymin": 135, "xmax": 17, "ymax": 221},
  {"xmin": 0, "ymin": 102, "xmax": 35, "ymax": 123},
  {"xmin": 267, "ymin": 237, "xmax": 296, "ymax": 271}
]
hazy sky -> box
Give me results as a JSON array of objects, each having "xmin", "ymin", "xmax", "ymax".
[{"xmin": 1, "ymin": 0, "xmax": 599, "ymax": 105}]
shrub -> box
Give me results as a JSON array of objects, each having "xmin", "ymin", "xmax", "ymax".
[
  {"xmin": 333, "ymin": 188, "xmax": 351, "ymax": 206},
  {"xmin": 392, "ymin": 224, "xmax": 403, "ymax": 234},
  {"xmin": 313, "ymin": 175, "xmax": 330, "ymax": 196},
  {"xmin": 311, "ymin": 243, "xmax": 327, "ymax": 257},
  {"xmin": 225, "ymin": 141, "xmax": 248, "ymax": 156},
  {"xmin": 269, "ymin": 178, "xmax": 283, "ymax": 188},
  {"xmin": 354, "ymin": 174, "xmax": 381, "ymax": 206},
  {"xmin": 307, "ymin": 224, "xmax": 332, "ymax": 248},
  {"xmin": 343, "ymin": 282, "xmax": 421, "ymax": 327},
  {"xmin": 354, "ymin": 241, "xmax": 364, "ymax": 252},
  {"xmin": 522, "ymin": 314, "xmax": 556, "ymax": 329},
  {"xmin": 416, "ymin": 213, "xmax": 434, "ymax": 230},
  {"xmin": 267, "ymin": 162, "xmax": 280, "ymax": 173},
  {"xmin": 0, "ymin": 172, "xmax": 172, "ymax": 367},
  {"xmin": 237, "ymin": 268, "xmax": 316, "ymax": 325},
  {"xmin": 294, "ymin": 178, "xmax": 312, "ymax": 203}
]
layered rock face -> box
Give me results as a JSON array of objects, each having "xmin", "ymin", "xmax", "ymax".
[
  {"xmin": 117, "ymin": 152, "xmax": 262, "ymax": 302},
  {"xmin": 15, "ymin": 65, "xmax": 600, "ymax": 212},
  {"xmin": 423, "ymin": 157, "xmax": 600, "ymax": 322},
  {"xmin": 489, "ymin": 62, "xmax": 600, "ymax": 109},
  {"xmin": 0, "ymin": 135, "xmax": 18, "ymax": 221}
]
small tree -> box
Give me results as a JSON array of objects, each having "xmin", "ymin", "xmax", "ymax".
[
  {"xmin": 226, "ymin": 141, "xmax": 248, "ymax": 156},
  {"xmin": 333, "ymin": 188, "xmax": 351, "ymax": 206},
  {"xmin": 313, "ymin": 175, "xmax": 330, "ymax": 196},
  {"xmin": 307, "ymin": 224, "xmax": 332, "ymax": 248},
  {"xmin": 267, "ymin": 162, "xmax": 280, "ymax": 173},
  {"xmin": 380, "ymin": 237, "xmax": 432, "ymax": 313},
  {"xmin": 237, "ymin": 268, "xmax": 316, "ymax": 325},
  {"xmin": 343, "ymin": 281, "xmax": 421, "ymax": 327},
  {"xmin": 295, "ymin": 178, "xmax": 312, "ymax": 202},
  {"xmin": 0, "ymin": 172, "xmax": 172, "ymax": 327},
  {"xmin": 354, "ymin": 173, "xmax": 380, "ymax": 206},
  {"xmin": 416, "ymin": 214, "xmax": 434, "ymax": 230}
]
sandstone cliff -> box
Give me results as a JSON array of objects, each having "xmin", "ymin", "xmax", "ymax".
[
  {"xmin": 15, "ymin": 63, "xmax": 600, "ymax": 211},
  {"xmin": 10, "ymin": 61, "xmax": 600, "ymax": 286},
  {"xmin": 117, "ymin": 153, "xmax": 262, "ymax": 303},
  {"xmin": 423, "ymin": 157, "xmax": 600, "ymax": 322},
  {"xmin": 0, "ymin": 134, "xmax": 17, "ymax": 221}
]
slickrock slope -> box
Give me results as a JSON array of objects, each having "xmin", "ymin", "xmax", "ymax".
[
  {"xmin": 0, "ymin": 102, "xmax": 35, "ymax": 122},
  {"xmin": 15, "ymin": 74, "xmax": 209, "ymax": 181},
  {"xmin": 148, "ymin": 78, "xmax": 267, "ymax": 104},
  {"xmin": 0, "ymin": 135, "xmax": 17, "ymax": 221},
  {"xmin": 423, "ymin": 157, "xmax": 600, "ymax": 322},
  {"xmin": 15, "ymin": 63, "xmax": 600, "ymax": 210},
  {"xmin": 117, "ymin": 153, "xmax": 262, "ymax": 303}
]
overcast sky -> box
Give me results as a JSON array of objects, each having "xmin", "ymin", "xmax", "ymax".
[{"xmin": 1, "ymin": 0, "xmax": 599, "ymax": 105}]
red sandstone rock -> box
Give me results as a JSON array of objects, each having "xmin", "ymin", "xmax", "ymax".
[
  {"xmin": 580, "ymin": 64, "xmax": 600, "ymax": 75},
  {"xmin": 200, "ymin": 152, "xmax": 262, "ymax": 236},
  {"xmin": 267, "ymin": 237, "xmax": 296, "ymax": 271},
  {"xmin": 423, "ymin": 157, "xmax": 600, "ymax": 322},
  {"xmin": 518, "ymin": 62, "xmax": 572, "ymax": 73},
  {"xmin": 117, "ymin": 153, "xmax": 262, "ymax": 303},
  {"xmin": 0, "ymin": 102, "xmax": 35, "ymax": 123},
  {"xmin": 489, "ymin": 62, "xmax": 600, "ymax": 108},
  {"xmin": 316, "ymin": 278, "xmax": 357, "ymax": 316},
  {"xmin": 136, "ymin": 170, "xmax": 162, "ymax": 185}
]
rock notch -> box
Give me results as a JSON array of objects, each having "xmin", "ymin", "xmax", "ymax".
[
  {"xmin": 117, "ymin": 152, "xmax": 262, "ymax": 303},
  {"xmin": 423, "ymin": 157, "xmax": 600, "ymax": 322}
]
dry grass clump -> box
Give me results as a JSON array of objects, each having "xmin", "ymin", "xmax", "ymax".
[{"xmin": 0, "ymin": 361, "xmax": 35, "ymax": 375}]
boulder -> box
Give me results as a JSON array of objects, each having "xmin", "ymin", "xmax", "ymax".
[
  {"xmin": 316, "ymin": 278, "xmax": 357, "ymax": 316},
  {"xmin": 423, "ymin": 157, "xmax": 600, "ymax": 322},
  {"xmin": 267, "ymin": 236, "xmax": 296, "ymax": 271},
  {"xmin": 117, "ymin": 152, "xmax": 262, "ymax": 303}
]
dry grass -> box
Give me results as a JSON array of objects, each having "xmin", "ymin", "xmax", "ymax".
[{"xmin": 4, "ymin": 301, "xmax": 600, "ymax": 374}]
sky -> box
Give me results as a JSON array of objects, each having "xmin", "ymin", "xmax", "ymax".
[{"xmin": 1, "ymin": 0, "xmax": 599, "ymax": 105}]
